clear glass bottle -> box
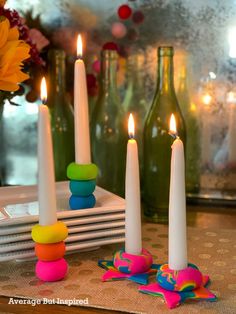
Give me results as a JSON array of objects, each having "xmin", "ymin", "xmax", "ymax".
[
  {"xmin": 47, "ymin": 49, "xmax": 75, "ymax": 181},
  {"xmin": 122, "ymin": 53, "xmax": 148, "ymax": 177},
  {"xmin": 177, "ymin": 65, "xmax": 200, "ymax": 194},
  {"xmin": 143, "ymin": 47, "xmax": 186, "ymax": 223},
  {"xmin": 91, "ymin": 50, "xmax": 126, "ymax": 197}
]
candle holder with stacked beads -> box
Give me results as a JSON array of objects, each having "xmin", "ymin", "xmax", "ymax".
[
  {"xmin": 67, "ymin": 162, "xmax": 98, "ymax": 210},
  {"xmin": 31, "ymin": 221, "xmax": 68, "ymax": 282},
  {"xmin": 32, "ymin": 78, "xmax": 68, "ymax": 282}
]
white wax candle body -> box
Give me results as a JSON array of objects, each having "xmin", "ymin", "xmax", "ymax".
[
  {"xmin": 168, "ymin": 137, "xmax": 188, "ymax": 270},
  {"xmin": 125, "ymin": 139, "xmax": 142, "ymax": 255},
  {"xmin": 228, "ymin": 105, "xmax": 236, "ymax": 163},
  {"xmin": 38, "ymin": 105, "xmax": 57, "ymax": 226},
  {"xmin": 74, "ymin": 59, "xmax": 91, "ymax": 164}
]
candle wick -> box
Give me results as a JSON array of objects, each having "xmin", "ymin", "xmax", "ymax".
[
  {"xmin": 168, "ymin": 131, "xmax": 178, "ymax": 140},
  {"xmin": 77, "ymin": 54, "xmax": 83, "ymax": 60}
]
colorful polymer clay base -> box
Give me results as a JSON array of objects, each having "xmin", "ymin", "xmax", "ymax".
[
  {"xmin": 67, "ymin": 162, "xmax": 98, "ymax": 210},
  {"xmin": 139, "ymin": 263, "xmax": 217, "ymax": 309},
  {"xmin": 31, "ymin": 221, "xmax": 68, "ymax": 282},
  {"xmin": 98, "ymin": 248, "xmax": 159, "ymax": 285}
]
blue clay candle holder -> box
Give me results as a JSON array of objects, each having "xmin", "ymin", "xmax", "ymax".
[
  {"xmin": 69, "ymin": 179, "xmax": 96, "ymax": 196},
  {"xmin": 98, "ymin": 248, "xmax": 159, "ymax": 285},
  {"xmin": 67, "ymin": 162, "xmax": 98, "ymax": 210},
  {"xmin": 139, "ymin": 263, "xmax": 217, "ymax": 309},
  {"xmin": 69, "ymin": 194, "xmax": 96, "ymax": 210}
]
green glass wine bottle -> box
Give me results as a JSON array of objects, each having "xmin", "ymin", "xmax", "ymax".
[
  {"xmin": 143, "ymin": 47, "xmax": 186, "ymax": 223},
  {"xmin": 47, "ymin": 49, "xmax": 75, "ymax": 181},
  {"xmin": 177, "ymin": 64, "xmax": 200, "ymax": 194},
  {"xmin": 91, "ymin": 50, "xmax": 126, "ymax": 197}
]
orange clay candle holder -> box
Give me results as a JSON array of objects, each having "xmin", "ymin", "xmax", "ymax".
[{"xmin": 35, "ymin": 242, "xmax": 66, "ymax": 261}]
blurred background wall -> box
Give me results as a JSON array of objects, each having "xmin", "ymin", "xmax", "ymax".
[{"xmin": 2, "ymin": 0, "xmax": 236, "ymax": 202}]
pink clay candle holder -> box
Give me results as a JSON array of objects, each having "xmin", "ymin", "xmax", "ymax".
[
  {"xmin": 98, "ymin": 248, "xmax": 159, "ymax": 285},
  {"xmin": 36, "ymin": 258, "xmax": 68, "ymax": 282},
  {"xmin": 139, "ymin": 262, "xmax": 217, "ymax": 309}
]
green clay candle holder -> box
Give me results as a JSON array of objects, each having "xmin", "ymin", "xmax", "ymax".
[{"xmin": 67, "ymin": 162, "xmax": 98, "ymax": 210}]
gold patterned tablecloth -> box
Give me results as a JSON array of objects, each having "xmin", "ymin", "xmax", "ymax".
[{"xmin": 0, "ymin": 223, "xmax": 235, "ymax": 314}]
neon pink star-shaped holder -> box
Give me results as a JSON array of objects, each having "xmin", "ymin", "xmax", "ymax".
[
  {"xmin": 139, "ymin": 263, "xmax": 217, "ymax": 309},
  {"xmin": 98, "ymin": 248, "xmax": 159, "ymax": 285}
]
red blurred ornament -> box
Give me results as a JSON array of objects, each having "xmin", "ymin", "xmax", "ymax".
[
  {"xmin": 132, "ymin": 10, "xmax": 145, "ymax": 24},
  {"xmin": 118, "ymin": 4, "xmax": 132, "ymax": 20},
  {"xmin": 102, "ymin": 42, "xmax": 118, "ymax": 51},
  {"xmin": 111, "ymin": 22, "xmax": 127, "ymax": 38},
  {"xmin": 87, "ymin": 74, "xmax": 98, "ymax": 97},
  {"xmin": 92, "ymin": 60, "xmax": 101, "ymax": 73},
  {"xmin": 86, "ymin": 74, "xmax": 97, "ymax": 89}
]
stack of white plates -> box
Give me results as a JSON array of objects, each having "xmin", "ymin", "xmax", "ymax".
[{"xmin": 0, "ymin": 182, "xmax": 125, "ymax": 262}]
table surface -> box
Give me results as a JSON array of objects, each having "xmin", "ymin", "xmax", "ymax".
[{"xmin": 0, "ymin": 204, "xmax": 235, "ymax": 314}]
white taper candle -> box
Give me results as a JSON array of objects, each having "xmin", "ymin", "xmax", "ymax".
[
  {"xmin": 38, "ymin": 77, "xmax": 57, "ymax": 226},
  {"xmin": 125, "ymin": 114, "xmax": 142, "ymax": 255},
  {"xmin": 74, "ymin": 34, "xmax": 91, "ymax": 164},
  {"xmin": 168, "ymin": 114, "xmax": 187, "ymax": 270}
]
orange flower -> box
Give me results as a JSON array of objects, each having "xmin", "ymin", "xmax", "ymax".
[
  {"xmin": 0, "ymin": 17, "xmax": 30, "ymax": 92},
  {"xmin": 0, "ymin": 1, "xmax": 6, "ymax": 7}
]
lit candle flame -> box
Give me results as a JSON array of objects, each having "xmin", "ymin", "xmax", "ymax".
[
  {"xmin": 169, "ymin": 114, "xmax": 177, "ymax": 135},
  {"xmin": 128, "ymin": 113, "xmax": 135, "ymax": 138},
  {"xmin": 202, "ymin": 93, "xmax": 212, "ymax": 106},
  {"xmin": 40, "ymin": 77, "xmax": 47, "ymax": 104},
  {"xmin": 227, "ymin": 91, "xmax": 236, "ymax": 104},
  {"xmin": 77, "ymin": 34, "xmax": 83, "ymax": 58}
]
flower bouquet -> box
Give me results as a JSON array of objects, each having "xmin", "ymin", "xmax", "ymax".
[{"xmin": 0, "ymin": 0, "xmax": 49, "ymax": 106}]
